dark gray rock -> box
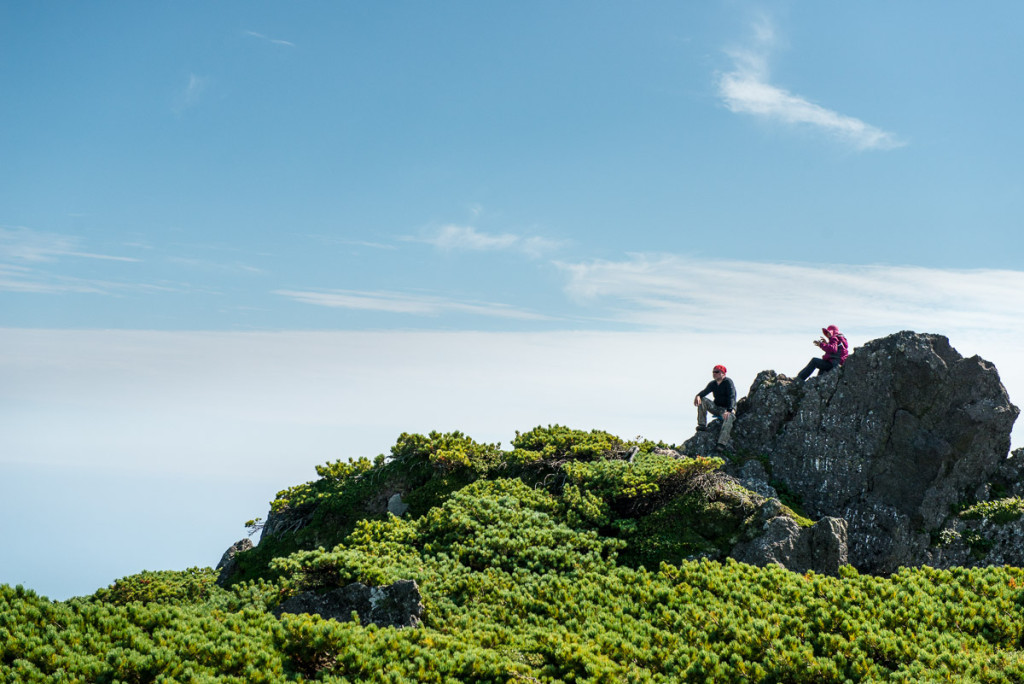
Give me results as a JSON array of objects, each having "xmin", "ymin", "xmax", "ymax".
[
  {"xmin": 677, "ymin": 470, "xmax": 848, "ymax": 575},
  {"xmin": 274, "ymin": 580, "xmax": 424, "ymax": 628},
  {"xmin": 731, "ymin": 502, "xmax": 848, "ymax": 576},
  {"xmin": 215, "ymin": 538, "xmax": 253, "ymax": 587},
  {"xmin": 262, "ymin": 503, "xmax": 316, "ymax": 541},
  {"xmin": 996, "ymin": 448, "xmax": 1024, "ymax": 498},
  {"xmin": 734, "ymin": 459, "xmax": 778, "ymax": 499},
  {"xmin": 929, "ymin": 509, "xmax": 1024, "ymax": 568},
  {"xmin": 685, "ymin": 331, "xmax": 1020, "ymax": 574}
]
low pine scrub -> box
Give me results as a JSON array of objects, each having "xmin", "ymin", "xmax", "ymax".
[{"xmin": 4, "ymin": 426, "xmax": 1024, "ymax": 682}]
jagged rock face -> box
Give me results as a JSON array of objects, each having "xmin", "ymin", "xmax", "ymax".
[
  {"xmin": 686, "ymin": 331, "xmax": 1019, "ymax": 574},
  {"xmin": 274, "ymin": 580, "xmax": 424, "ymax": 628},
  {"xmin": 930, "ymin": 509, "xmax": 1024, "ymax": 568},
  {"xmin": 262, "ymin": 503, "xmax": 316, "ymax": 540}
]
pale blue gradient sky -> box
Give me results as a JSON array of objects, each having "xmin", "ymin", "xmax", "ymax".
[{"xmin": 3, "ymin": 2, "xmax": 1023, "ymax": 599}]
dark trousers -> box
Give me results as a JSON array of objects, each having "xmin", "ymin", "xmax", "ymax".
[{"xmin": 797, "ymin": 357, "xmax": 835, "ymax": 381}]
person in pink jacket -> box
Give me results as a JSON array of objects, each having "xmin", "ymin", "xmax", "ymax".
[{"xmin": 796, "ymin": 325, "xmax": 849, "ymax": 381}]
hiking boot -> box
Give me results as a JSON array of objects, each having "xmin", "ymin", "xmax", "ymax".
[{"xmin": 694, "ymin": 425, "xmax": 707, "ymax": 432}]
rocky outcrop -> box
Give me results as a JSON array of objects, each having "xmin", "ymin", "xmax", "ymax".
[
  {"xmin": 930, "ymin": 506, "xmax": 1024, "ymax": 568},
  {"xmin": 686, "ymin": 331, "xmax": 1020, "ymax": 574},
  {"xmin": 274, "ymin": 580, "xmax": 424, "ymax": 628},
  {"xmin": 260, "ymin": 488, "xmax": 414, "ymax": 545},
  {"xmin": 262, "ymin": 503, "xmax": 316, "ymax": 540},
  {"xmin": 215, "ymin": 539, "xmax": 253, "ymax": 587}
]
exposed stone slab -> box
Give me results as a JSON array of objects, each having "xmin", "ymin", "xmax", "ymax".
[{"xmin": 274, "ymin": 580, "xmax": 424, "ymax": 629}]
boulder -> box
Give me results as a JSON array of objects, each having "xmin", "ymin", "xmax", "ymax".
[
  {"xmin": 731, "ymin": 499, "xmax": 848, "ymax": 575},
  {"xmin": 274, "ymin": 580, "xmax": 424, "ymax": 628}
]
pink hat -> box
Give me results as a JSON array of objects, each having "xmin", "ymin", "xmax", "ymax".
[{"xmin": 823, "ymin": 325, "xmax": 839, "ymax": 336}]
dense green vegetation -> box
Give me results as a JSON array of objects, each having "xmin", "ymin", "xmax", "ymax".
[
  {"xmin": 961, "ymin": 497, "xmax": 1024, "ymax": 525},
  {"xmin": 5, "ymin": 426, "xmax": 1024, "ymax": 682}
]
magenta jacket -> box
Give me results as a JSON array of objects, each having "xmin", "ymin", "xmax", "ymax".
[{"xmin": 820, "ymin": 332, "xmax": 849, "ymax": 364}]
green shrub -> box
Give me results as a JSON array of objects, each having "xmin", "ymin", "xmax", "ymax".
[
  {"xmin": 510, "ymin": 424, "xmax": 639, "ymax": 464},
  {"xmin": 960, "ymin": 497, "xmax": 1024, "ymax": 524},
  {"xmin": 91, "ymin": 567, "xmax": 223, "ymax": 606},
  {"xmin": 15, "ymin": 425, "xmax": 1024, "ymax": 681}
]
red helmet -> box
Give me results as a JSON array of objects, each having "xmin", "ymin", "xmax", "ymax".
[{"xmin": 713, "ymin": 364, "xmax": 727, "ymax": 374}]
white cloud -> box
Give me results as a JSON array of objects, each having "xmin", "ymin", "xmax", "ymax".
[
  {"xmin": 421, "ymin": 224, "xmax": 520, "ymax": 250},
  {"xmin": 4, "ymin": 328, "xmax": 1022, "ymax": 481},
  {"xmin": 244, "ymin": 30, "xmax": 295, "ymax": 47},
  {"xmin": 0, "ymin": 269, "xmax": 178, "ymax": 295},
  {"xmin": 0, "ymin": 266, "xmax": 103, "ymax": 294},
  {"xmin": 521, "ymin": 235, "xmax": 565, "ymax": 259},
  {"xmin": 557, "ymin": 254, "xmax": 1024, "ymax": 338},
  {"xmin": 167, "ymin": 256, "xmax": 265, "ymax": 275},
  {"xmin": 0, "ymin": 226, "xmax": 139, "ymax": 264},
  {"xmin": 718, "ymin": 18, "xmax": 903, "ymax": 151},
  {"xmin": 307, "ymin": 235, "xmax": 398, "ymax": 250},
  {"xmin": 174, "ymin": 73, "xmax": 209, "ymax": 113},
  {"xmin": 275, "ymin": 288, "xmax": 549, "ymax": 320},
  {"xmin": 412, "ymin": 224, "xmax": 564, "ymax": 257},
  {"xmin": 0, "ymin": 227, "xmax": 146, "ymax": 294},
  {"xmin": 0, "ymin": 329, "xmax": 770, "ymax": 477}
]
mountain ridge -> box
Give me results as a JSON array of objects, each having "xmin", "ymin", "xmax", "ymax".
[{"xmin": 6, "ymin": 330, "xmax": 1024, "ymax": 682}]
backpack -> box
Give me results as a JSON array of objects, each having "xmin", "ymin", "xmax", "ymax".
[{"xmin": 834, "ymin": 335, "xmax": 849, "ymax": 364}]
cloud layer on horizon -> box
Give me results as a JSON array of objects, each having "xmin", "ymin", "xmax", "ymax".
[{"xmin": 4, "ymin": 326, "xmax": 1022, "ymax": 481}]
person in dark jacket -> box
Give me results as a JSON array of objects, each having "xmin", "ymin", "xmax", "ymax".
[
  {"xmin": 796, "ymin": 325, "xmax": 849, "ymax": 381},
  {"xmin": 694, "ymin": 364, "xmax": 736, "ymax": 450}
]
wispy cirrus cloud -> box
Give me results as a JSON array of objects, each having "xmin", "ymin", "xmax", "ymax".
[
  {"xmin": 0, "ymin": 227, "xmax": 140, "ymax": 264},
  {"xmin": 167, "ymin": 256, "xmax": 265, "ymax": 275},
  {"xmin": 174, "ymin": 73, "xmax": 209, "ymax": 114},
  {"xmin": 244, "ymin": 30, "xmax": 295, "ymax": 47},
  {"xmin": 717, "ymin": 17, "xmax": 903, "ymax": 151},
  {"xmin": 0, "ymin": 226, "xmax": 152, "ymax": 294},
  {"xmin": 0, "ymin": 265, "xmax": 103, "ymax": 294},
  {"xmin": 306, "ymin": 235, "xmax": 398, "ymax": 250},
  {"xmin": 275, "ymin": 288, "xmax": 549, "ymax": 320},
  {"xmin": 558, "ymin": 254, "xmax": 1024, "ymax": 336},
  {"xmin": 0, "ymin": 266, "xmax": 178, "ymax": 296},
  {"xmin": 410, "ymin": 224, "xmax": 564, "ymax": 258}
]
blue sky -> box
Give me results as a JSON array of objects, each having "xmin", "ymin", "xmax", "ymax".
[{"xmin": 3, "ymin": 2, "xmax": 1024, "ymax": 599}]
